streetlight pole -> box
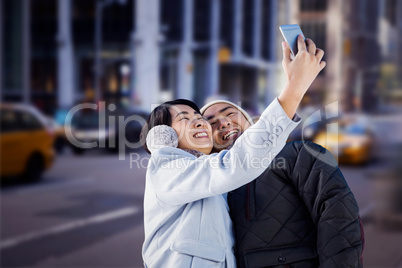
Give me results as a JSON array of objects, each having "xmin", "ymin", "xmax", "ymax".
[
  {"xmin": 22, "ymin": 0, "xmax": 31, "ymax": 104},
  {"xmin": 57, "ymin": 0, "xmax": 74, "ymax": 109},
  {"xmin": 94, "ymin": 1, "xmax": 102, "ymax": 102},
  {"xmin": 0, "ymin": 0, "xmax": 3, "ymax": 102},
  {"xmin": 94, "ymin": 0, "xmax": 127, "ymax": 102}
]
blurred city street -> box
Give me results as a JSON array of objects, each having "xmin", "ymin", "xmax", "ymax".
[
  {"xmin": 1, "ymin": 109, "xmax": 402, "ymax": 268},
  {"xmin": 2, "ymin": 0, "xmax": 402, "ymax": 267}
]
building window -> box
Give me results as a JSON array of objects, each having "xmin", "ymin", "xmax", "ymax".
[
  {"xmin": 31, "ymin": 0, "xmax": 57, "ymax": 94},
  {"xmin": 103, "ymin": 1, "xmax": 134, "ymax": 44},
  {"xmin": 300, "ymin": 22, "xmax": 326, "ymax": 74},
  {"xmin": 31, "ymin": 0, "xmax": 57, "ymax": 52},
  {"xmin": 384, "ymin": 0, "xmax": 397, "ymax": 26},
  {"xmin": 73, "ymin": 0, "xmax": 96, "ymax": 46},
  {"xmin": 160, "ymin": 50, "xmax": 178, "ymax": 102},
  {"xmin": 261, "ymin": 0, "xmax": 273, "ymax": 60},
  {"xmin": 220, "ymin": 0, "xmax": 234, "ymax": 50},
  {"xmin": 161, "ymin": 0, "xmax": 183, "ymax": 42},
  {"xmin": 30, "ymin": 0, "xmax": 57, "ymax": 113},
  {"xmin": 242, "ymin": 0, "xmax": 254, "ymax": 56},
  {"xmin": 2, "ymin": 0, "xmax": 24, "ymax": 94},
  {"xmin": 300, "ymin": 0, "xmax": 327, "ymax": 12},
  {"xmin": 194, "ymin": 0, "xmax": 211, "ymax": 42},
  {"xmin": 79, "ymin": 59, "xmax": 96, "ymax": 101},
  {"xmin": 72, "ymin": 0, "xmax": 133, "ymax": 47},
  {"xmin": 31, "ymin": 59, "xmax": 57, "ymax": 93}
]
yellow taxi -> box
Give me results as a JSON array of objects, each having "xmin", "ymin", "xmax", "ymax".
[
  {"xmin": 313, "ymin": 115, "xmax": 375, "ymax": 165},
  {"xmin": 0, "ymin": 103, "xmax": 55, "ymax": 181}
]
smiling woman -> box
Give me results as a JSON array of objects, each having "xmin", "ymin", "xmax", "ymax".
[
  {"xmin": 169, "ymin": 104, "xmax": 213, "ymax": 155},
  {"xmin": 141, "ymin": 99, "xmax": 213, "ymax": 154}
]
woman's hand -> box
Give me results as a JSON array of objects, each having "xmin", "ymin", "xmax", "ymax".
[{"xmin": 278, "ymin": 35, "xmax": 326, "ymax": 119}]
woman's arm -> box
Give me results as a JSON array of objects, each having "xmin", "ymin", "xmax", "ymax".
[
  {"xmin": 148, "ymin": 98, "xmax": 300, "ymax": 205},
  {"xmin": 149, "ymin": 37, "xmax": 326, "ymax": 206}
]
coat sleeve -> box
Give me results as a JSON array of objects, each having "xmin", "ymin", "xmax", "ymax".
[
  {"xmin": 270, "ymin": 141, "xmax": 364, "ymax": 267},
  {"xmin": 147, "ymin": 98, "xmax": 301, "ymax": 206}
]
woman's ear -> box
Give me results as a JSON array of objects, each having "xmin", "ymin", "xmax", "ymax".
[{"xmin": 146, "ymin": 125, "xmax": 179, "ymax": 154}]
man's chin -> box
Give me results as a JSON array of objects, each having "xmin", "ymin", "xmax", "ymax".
[
  {"xmin": 213, "ymin": 141, "xmax": 235, "ymax": 152},
  {"xmin": 213, "ymin": 133, "xmax": 242, "ymax": 152}
]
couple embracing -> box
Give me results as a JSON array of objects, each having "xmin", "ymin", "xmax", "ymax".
[{"xmin": 141, "ymin": 36, "xmax": 364, "ymax": 267}]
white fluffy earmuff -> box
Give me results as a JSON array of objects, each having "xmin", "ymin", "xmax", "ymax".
[{"xmin": 146, "ymin": 125, "xmax": 179, "ymax": 153}]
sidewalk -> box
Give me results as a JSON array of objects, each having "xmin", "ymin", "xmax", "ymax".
[
  {"xmin": 362, "ymin": 223, "xmax": 402, "ymax": 267},
  {"xmin": 359, "ymin": 177, "xmax": 402, "ymax": 268},
  {"xmin": 359, "ymin": 129, "xmax": 402, "ymax": 267},
  {"xmin": 352, "ymin": 109, "xmax": 402, "ymax": 267}
]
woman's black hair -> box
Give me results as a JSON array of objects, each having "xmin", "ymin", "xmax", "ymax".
[{"xmin": 141, "ymin": 99, "xmax": 201, "ymax": 154}]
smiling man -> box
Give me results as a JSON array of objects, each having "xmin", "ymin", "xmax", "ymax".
[
  {"xmin": 201, "ymin": 100, "xmax": 253, "ymax": 152},
  {"xmin": 201, "ymin": 100, "xmax": 365, "ymax": 268}
]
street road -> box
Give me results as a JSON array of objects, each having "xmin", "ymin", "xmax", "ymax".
[
  {"xmin": 1, "ymin": 110, "xmax": 402, "ymax": 267},
  {"xmin": 1, "ymin": 148, "xmax": 148, "ymax": 268}
]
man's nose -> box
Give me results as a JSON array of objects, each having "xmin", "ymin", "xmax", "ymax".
[{"xmin": 217, "ymin": 118, "xmax": 231, "ymax": 130}]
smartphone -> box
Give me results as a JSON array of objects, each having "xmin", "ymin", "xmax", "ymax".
[{"xmin": 279, "ymin": 24, "xmax": 306, "ymax": 58}]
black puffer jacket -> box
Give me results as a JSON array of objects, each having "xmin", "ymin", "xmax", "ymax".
[{"xmin": 228, "ymin": 141, "xmax": 364, "ymax": 268}]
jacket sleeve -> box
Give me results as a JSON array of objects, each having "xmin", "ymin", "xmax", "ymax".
[
  {"xmin": 271, "ymin": 141, "xmax": 364, "ymax": 267},
  {"xmin": 147, "ymin": 98, "xmax": 301, "ymax": 206}
]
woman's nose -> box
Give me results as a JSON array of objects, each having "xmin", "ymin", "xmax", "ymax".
[{"xmin": 194, "ymin": 118, "xmax": 206, "ymax": 128}]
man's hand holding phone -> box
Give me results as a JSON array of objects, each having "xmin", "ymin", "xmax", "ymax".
[{"xmin": 278, "ymin": 27, "xmax": 326, "ymax": 119}]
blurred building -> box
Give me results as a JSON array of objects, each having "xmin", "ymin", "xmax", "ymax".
[
  {"xmin": 377, "ymin": 0, "xmax": 402, "ymax": 104},
  {"xmin": 1, "ymin": 0, "xmax": 395, "ymax": 115},
  {"xmin": 1, "ymin": 0, "xmax": 285, "ymax": 115},
  {"xmin": 158, "ymin": 0, "xmax": 285, "ymax": 114},
  {"xmin": 290, "ymin": 0, "xmax": 384, "ymax": 113},
  {"xmin": 341, "ymin": 0, "xmax": 382, "ymax": 112},
  {"xmin": 287, "ymin": 0, "xmax": 328, "ymax": 107},
  {"xmin": 1, "ymin": 0, "xmax": 135, "ymax": 115}
]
